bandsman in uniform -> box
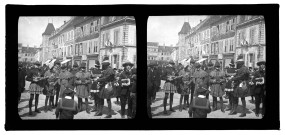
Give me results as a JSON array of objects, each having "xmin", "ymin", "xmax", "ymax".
[
  {"xmin": 75, "ymin": 62, "xmax": 91, "ymax": 114},
  {"xmin": 188, "ymin": 58, "xmax": 196, "ymax": 105},
  {"xmin": 193, "ymin": 62, "xmax": 209, "ymax": 98},
  {"xmin": 254, "ymin": 61, "xmax": 266, "ymax": 117},
  {"xmin": 188, "ymin": 81, "xmax": 211, "ymax": 118},
  {"xmin": 55, "ymin": 87, "xmax": 78, "ymax": 119},
  {"xmin": 26, "ymin": 61, "xmax": 43, "ymax": 115},
  {"xmin": 230, "ymin": 55, "xmax": 250, "ymax": 117},
  {"xmin": 209, "ymin": 60, "xmax": 226, "ymax": 113},
  {"xmin": 53, "ymin": 60, "xmax": 61, "ymax": 108},
  {"xmin": 147, "ymin": 61, "xmax": 157, "ymax": 118},
  {"xmin": 119, "ymin": 60, "xmax": 134, "ymax": 118},
  {"xmin": 18, "ymin": 62, "xmax": 26, "ymax": 104},
  {"xmin": 90, "ymin": 60, "xmax": 102, "ymax": 113},
  {"xmin": 224, "ymin": 59, "xmax": 237, "ymax": 114},
  {"xmin": 161, "ymin": 60, "xmax": 179, "ymax": 114},
  {"xmin": 95, "ymin": 57, "xmax": 115, "ymax": 118},
  {"xmin": 128, "ymin": 68, "xmax": 137, "ymax": 119},
  {"xmin": 59, "ymin": 64, "xmax": 73, "ymax": 99},
  {"xmin": 178, "ymin": 65, "xmax": 191, "ymax": 111},
  {"xmin": 44, "ymin": 65, "xmax": 59, "ymax": 112}
]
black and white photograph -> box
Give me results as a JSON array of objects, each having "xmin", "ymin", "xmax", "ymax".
[
  {"xmin": 18, "ymin": 16, "xmax": 137, "ymax": 119},
  {"xmin": 147, "ymin": 15, "xmax": 266, "ymax": 119}
]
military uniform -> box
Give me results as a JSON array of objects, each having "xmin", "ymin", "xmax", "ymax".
[
  {"xmin": 230, "ymin": 55, "xmax": 250, "ymax": 117},
  {"xmin": 209, "ymin": 61, "xmax": 226, "ymax": 112},
  {"xmin": 90, "ymin": 62, "xmax": 102, "ymax": 112},
  {"xmin": 95, "ymin": 57, "xmax": 115, "ymax": 118},
  {"xmin": 55, "ymin": 88, "xmax": 78, "ymax": 119},
  {"xmin": 59, "ymin": 67, "xmax": 73, "ymax": 98},
  {"xmin": 147, "ymin": 61, "xmax": 157, "ymax": 118},
  {"xmin": 254, "ymin": 61, "xmax": 266, "ymax": 117},
  {"xmin": 224, "ymin": 59, "xmax": 237, "ymax": 113}
]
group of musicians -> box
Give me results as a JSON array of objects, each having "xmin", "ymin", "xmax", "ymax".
[
  {"xmin": 18, "ymin": 57, "xmax": 137, "ymax": 119},
  {"xmin": 147, "ymin": 55, "xmax": 266, "ymax": 118}
]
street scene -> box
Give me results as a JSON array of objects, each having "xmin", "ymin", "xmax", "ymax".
[
  {"xmin": 147, "ymin": 16, "xmax": 266, "ymax": 118},
  {"xmin": 18, "ymin": 16, "xmax": 137, "ymax": 119}
]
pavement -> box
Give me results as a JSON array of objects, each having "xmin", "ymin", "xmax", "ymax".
[
  {"xmin": 151, "ymin": 91, "xmax": 263, "ymax": 119},
  {"xmin": 18, "ymin": 81, "xmax": 127, "ymax": 119}
]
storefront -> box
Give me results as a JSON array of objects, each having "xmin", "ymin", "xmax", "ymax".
[
  {"xmin": 65, "ymin": 57, "xmax": 73, "ymax": 67},
  {"xmin": 223, "ymin": 53, "xmax": 235, "ymax": 68},
  {"xmin": 208, "ymin": 55, "xmax": 218, "ymax": 64},
  {"xmin": 73, "ymin": 56, "xmax": 82, "ymax": 67},
  {"xmin": 87, "ymin": 54, "xmax": 99, "ymax": 70}
]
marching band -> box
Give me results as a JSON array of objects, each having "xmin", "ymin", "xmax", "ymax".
[
  {"xmin": 19, "ymin": 57, "xmax": 137, "ymax": 119},
  {"xmin": 148, "ymin": 56, "xmax": 266, "ymax": 118}
]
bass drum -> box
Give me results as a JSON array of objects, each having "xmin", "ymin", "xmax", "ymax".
[{"xmin": 99, "ymin": 82, "xmax": 118, "ymax": 99}]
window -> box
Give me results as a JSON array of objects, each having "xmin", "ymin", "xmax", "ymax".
[
  {"xmin": 231, "ymin": 19, "xmax": 235, "ymax": 30},
  {"xmin": 114, "ymin": 30, "xmax": 119, "ymax": 45},
  {"xmin": 249, "ymin": 27, "xmax": 256, "ymax": 45},
  {"xmin": 224, "ymin": 41, "xmax": 227, "ymax": 53}
]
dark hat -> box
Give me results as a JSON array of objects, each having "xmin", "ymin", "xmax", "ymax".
[
  {"xmin": 34, "ymin": 61, "xmax": 41, "ymax": 66},
  {"xmin": 63, "ymin": 88, "xmax": 74, "ymax": 96},
  {"xmin": 190, "ymin": 57, "xmax": 195, "ymax": 64},
  {"xmin": 214, "ymin": 60, "xmax": 220, "ymax": 67},
  {"xmin": 94, "ymin": 60, "xmax": 100, "ymax": 67},
  {"xmin": 169, "ymin": 60, "xmax": 175, "ymax": 65},
  {"xmin": 80, "ymin": 62, "xmax": 86, "ymax": 68},
  {"xmin": 229, "ymin": 59, "xmax": 235, "ymax": 66},
  {"xmin": 122, "ymin": 60, "xmax": 134, "ymax": 67},
  {"xmin": 257, "ymin": 61, "xmax": 266, "ymax": 66},
  {"xmin": 61, "ymin": 64, "xmax": 67, "ymax": 69},
  {"xmin": 102, "ymin": 57, "xmax": 110, "ymax": 66},
  {"xmin": 196, "ymin": 81, "xmax": 207, "ymax": 94},
  {"xmin": 195, "ymin": 63, "xmax": 201, "ymax": 68},
  {"xmin": 54, "ymin": 60, "xmax": 61, "ymax": 66},
  {"xmin": 73, "ymin": 62, "xmax": 79, "ymax": 67},
  {"xmin": 236, "ymin": 54, "xmax": 244, "ymax": 62},
  {"xmin": 207, "ymin": 60, "xmax": 213, "ymax": 67}
]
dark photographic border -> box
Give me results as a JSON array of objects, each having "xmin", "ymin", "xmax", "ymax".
[{"xmin": 6, "ymin": 4, "xmax": 279, "ymax": 130}]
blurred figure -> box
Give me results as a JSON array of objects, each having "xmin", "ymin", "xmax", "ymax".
[{"xmin": 55, "ymin": 88, "xmax": 78, "ymax": 119}]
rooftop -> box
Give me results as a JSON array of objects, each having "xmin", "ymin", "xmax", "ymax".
[
  {"xmin": 42, "ymin": 23, "xmax": 56, "ymax": 36},
  {"xmin": 178, "ymin": 22, "xmax": 191, "ymax": 35},
  {"xmin": 147, "ymin": 42, "xmax": 159, "ymax": 46}
]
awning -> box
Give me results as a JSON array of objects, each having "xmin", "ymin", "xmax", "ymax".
[
  {"xmin": 44, "ymin": 59, "xmax": 52, "ymax": 65},
  {"xmin": 61, "ymin": 59, "xmax": 71, "ymax": 65},
  {"xmin": 196, "ymin": 58, "xmax": 207, "ymax": 63},
  {"xmin": 48, "ymin": 59, "xmax": 57, "ymax": 69}
]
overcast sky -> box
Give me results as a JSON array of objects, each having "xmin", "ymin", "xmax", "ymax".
[
  {"xmin": 147, "ymin": 16, "xmax": 207, "ymax": 46},
  {"xmin": 18, "ymin": 16, "xmax": 71, "ymax": 47}
]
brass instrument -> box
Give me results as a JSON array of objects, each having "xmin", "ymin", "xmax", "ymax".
[{"xmin": 121, "ymin": 78, "xmax": 131, "ymax": 86}]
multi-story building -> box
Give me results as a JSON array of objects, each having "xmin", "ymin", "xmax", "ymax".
[
  {"xmin": 176, "ymin": 22, "xmax": 191, "ymax": 62},
  {"xmin": 157, "ymin": 45, "xmax": 174, "ymax": 62},
  {"xmin": 210, "ymin": 15, "xmax": 237, "ymax": 69},
  {"xmin": 74, "ymin": 16, "xmax": 101, "ymax": 69},
  {"xmin": 19, "ymin": 44, "xmax": 41, "ymax": 63},
  {"xmin": 147, "ymin": 42, "xmax": 159, "ymax": 62},
  {"xmin": 41, "ymin": 22, "xmax": 55, "ymax": 64},
  {"xmin": 235, "ymin": 15, "xmax": 265, "ymax": 68},
  {"xmin": 99, "ymin": 16, "xmax": 136, "ymax": 69}
]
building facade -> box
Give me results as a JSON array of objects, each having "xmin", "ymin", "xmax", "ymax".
[
  {"xmin": 18, "ymin": 44, "xmax": 41, "ymax": 63},
  {"xmin": 235, "ymin": 15, "xmax": 265, "ymax": 68},
  {"xmin": 99, "ymin": 16, "xmax": 136, "ymax": 69},
  {"xmin": 177, "ymin": 15, "xmax": 266, "ymax": 69},
  {"xmin": 147, "ymin": 42, "xmax": 159, "ymax": 62}
]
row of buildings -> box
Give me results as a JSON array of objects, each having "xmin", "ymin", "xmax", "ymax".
[
  {"xmin": 40, "ymin": 16, "xmax": 136, "ymax": 70},
  {"xmin": 147, "ymin": 42, "xmax": 174, "ymax": 64},
  {"xmin": 174, "ymin": 15, "xmax": 266, "ymax": 69},
  {"xmin": 18, "ymin": 43, "xmax": 41, "ymax": 63}
]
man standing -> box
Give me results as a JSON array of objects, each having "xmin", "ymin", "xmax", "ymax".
[
  {"xmin": 95, "ymin": 57, "xmax": 115, "ymax": 118},
  {"xmin": 26, "ymin": 61, "xmax": 43, "ymax": 115},
  {"xmin": 119, "ymin": 60, "xmax": 134, "ymax": 118},
  {"xmin": 75, "ymin": 63, "xmax": 91, "ymax": 114},
  {"xmin": 254, "ymin": 61, "xmax": 266, "ymax": 117},
  {"xmin": 59, "ymin": 65, "xmax": 73, "ymax": 99},
  {"xmin": 224, "ymin": 59, "xmax": 237, "ymax": 115},
  {"xmin": 55, "ymin": 88, "xmax": 78, "ymax": 119},
  {"xmin": 18, "ymin": 62, "xmax": 26, "ymax": 104},
  {"xmin": 147, "ymin": 61, "xmax": 157, "ymax": 118},
  {"xmin": 128, "ymin": 68, "xmax": 137, "ymax": 119},
  {"xmin": 161, "ymin": 60, "xmax": 178, "ymax": 114},
  {"xmin": 188, "ymin": 58, "xmax": 196, "ymax": 105},
  {"xmin": 209, "ymin": 61, "xmax": 226, "ymax": 113},
  {"xmin": 230, "ymin": 55, "xmax": 250, "ymax": 117},
  {"xmin": 90, "ymin": 60, "xmax": 102, "ymax": 113}
]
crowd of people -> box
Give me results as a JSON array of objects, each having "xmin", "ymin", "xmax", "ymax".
[
  {"xmin": 18, "ymin": 57, "xmax": 137, "ymax": 119},
  {"xmin": 147, "ymin": 55, "xmax": 266, "ymax": 118}
]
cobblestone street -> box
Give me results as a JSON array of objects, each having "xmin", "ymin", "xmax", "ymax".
[
  {"xmin": 151, "ymin": 91, "xmax": 262, "ymax": 119},
  {"xmin": 18, "ymin": 81, "xmax": 127, "ymax": 119}
]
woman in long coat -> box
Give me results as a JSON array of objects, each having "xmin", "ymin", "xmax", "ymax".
[{"xmin": 209, "ymin": 61, "xmax": 226, "ymax": 112}]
